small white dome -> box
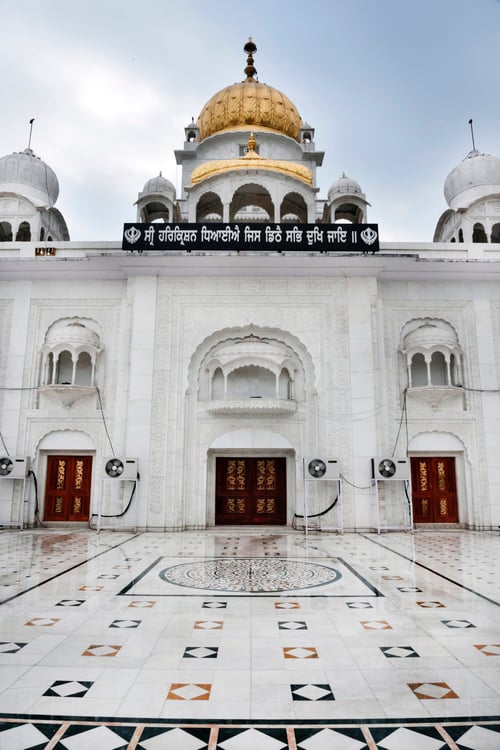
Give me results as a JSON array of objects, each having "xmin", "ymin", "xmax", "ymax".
[
  {"xmin": 403, "ymin": 323, "xmax": 458, "ymax": 352},
  {"xmin": 140, "ymin": 173, "xmax": 175, "ymax": 198},
  {"xmin": 328, "ymin": 172, "xmax": 364, "ymax": 202},
  {"xmin": 46, "ymin": 322, "xmax": 100, "ymax": 350},
  {"xmin": 0, "ymin": 148, "xmax": 59, "ymax": 206},
  {"xmin": 444, "ymin": 150, "xmax": 500, "ymax": 209}
]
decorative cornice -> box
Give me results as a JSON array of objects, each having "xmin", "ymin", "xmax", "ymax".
[{"xmin": 206, "ymin": 398, "xmax": 296, "ymax": 414}]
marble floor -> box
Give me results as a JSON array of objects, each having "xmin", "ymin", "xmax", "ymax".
[{"xmin": 0, "ymin": 527, "xmax": 499, "ymax": 749}]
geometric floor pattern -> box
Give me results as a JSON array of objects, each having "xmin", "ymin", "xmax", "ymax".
[
  {"xmin": 0, "ymin": 720, "xmax": 499, "ymax": 748},
  {"xmin": 0, "ymin": 527, "xmax": 499, "ymax": 749}
]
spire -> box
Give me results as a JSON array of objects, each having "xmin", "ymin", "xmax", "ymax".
[{"xmin": 243, "ymin": 37, "xmax": 257, "ymax": 81}]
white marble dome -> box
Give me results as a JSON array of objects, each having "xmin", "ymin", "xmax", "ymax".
[
  {"xmin": 444, "ymin": 150, "xmax": 500, "ymax": 209},
  {"xmin": 328, "ymin": 173, "xmax": 364, "ymax": 202},
  {"xmin": 0, "ymin": 148, "xmax": 59, "ymax": 206},
  {"xmin": 46, "ymin": 322, "xmax": 100, "ymax": 350},
  {"xmin": 403, "ymin": 323, "xmax": 458, "ymax": 352},
  {"xmin": 140, "ymin": 173, "xmax": 175, "ymax": 198}
]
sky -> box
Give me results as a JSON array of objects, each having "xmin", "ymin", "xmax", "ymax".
[{"xmin": 1, "ymin": 0, "xmax": 499, "ymax": 242}]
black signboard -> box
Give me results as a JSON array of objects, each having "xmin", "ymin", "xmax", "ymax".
[{"xmin": 122, "ymin": 222, "xmax": 379, "ymax": 254}]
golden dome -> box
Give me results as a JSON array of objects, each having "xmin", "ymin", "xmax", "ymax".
[
  {"xmin": 191, "ymin": 133, "xmax": 312, "ymax": 186},
  {"xmin": 197, "ymin": 39, "xmax": 303, "ymax": 142}
]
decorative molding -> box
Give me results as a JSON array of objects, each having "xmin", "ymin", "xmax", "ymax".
[
  {"xmin": 206, "ymin": 399, "xmax": 296, "ymax": 415},
  {"xmin": 407, "ymin": 386, "xmax": 465, "ymax": 410},
  {"xmin": 38, "ymin": 385, "xmax": 96, "ymax": 408}
]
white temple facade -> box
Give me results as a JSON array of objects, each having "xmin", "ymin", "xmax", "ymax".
[{"xmin": 1, "ymin": 40, "xmax": 500, "ymax": 532}]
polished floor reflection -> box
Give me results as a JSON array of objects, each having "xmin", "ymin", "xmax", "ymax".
[{"xmin": 0, "ymin": 527, "xmax": 499, "ymax": 749}]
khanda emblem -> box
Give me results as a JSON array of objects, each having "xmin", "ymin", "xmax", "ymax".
[
  {"xmin": 360, "ymin": 227, "xmax": 378, "ymax": 246},
  {"xmin": 124, "ymin": 226, "xmax": 141, "ymax": 244}
]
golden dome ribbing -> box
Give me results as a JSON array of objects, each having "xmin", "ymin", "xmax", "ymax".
[{"xmin": 196, "ymin": 38, "xmax": 303, "ymax": 142}]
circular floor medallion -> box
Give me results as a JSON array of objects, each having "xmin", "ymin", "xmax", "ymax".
[{"xmin": 159, "ymin": 558, "xmax": 342, "ymax": 592}]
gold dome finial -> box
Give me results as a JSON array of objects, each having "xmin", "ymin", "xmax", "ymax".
[
  {"xmin": 247, "ymin": 132, "xmax": 257, "ymax": 152},
  {"xmin": 243, "ymin": 37, "xmax": 257, "ymax": 81}
]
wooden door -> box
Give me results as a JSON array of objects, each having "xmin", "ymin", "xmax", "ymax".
[
  {"xmin": 215, "ymin": 457, "xmax": 286, "ymax": 525},
  {"xmin": 411, "ymin": 457, "xmax": 458, "ymax": 523},
  {"xmin": 45, "ymin": 455, "xmax": 93, "ymax": 522}
]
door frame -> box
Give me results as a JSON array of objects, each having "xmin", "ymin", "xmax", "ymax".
[
  {"xmin": 207, "ymin": 449, "xmax": 295, "ymax": 527},
  {"xmin": 41, "ymin": 450, "xmax": 95, "ymax": 523},
  {"xmin": 408, "ymin": 450, "xmax": 465, "ymax": 526}
]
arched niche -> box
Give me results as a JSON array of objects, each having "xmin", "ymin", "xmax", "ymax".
[
  {"xmin": 230, "ymin": 183, "xmax": 273, "ymax": 222},
  {"xmin": 408, "ymin": 431, "xmax": 465, "ymax": 453},
  {"xmin": 280, "ymin": 191, "xmax": 307, "ymax": 222},
  {"xmin": 196, "ymin": 191, "xmax": 223, "ymax": 222},
  {"xmin": 37, "ymin": 429, "xmax": 96, "ymax": 451}
]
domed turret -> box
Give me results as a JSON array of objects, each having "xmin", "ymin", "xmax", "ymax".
[
  {"xmin": 0, "ymin": 146, "xmax": 69, "ymax": 242},
  {"xmin": 141, "ymin": 173, "xmax": 175, "ymax": 198},
  {"xmin": 434, "ymin": 140, "xmax": 500, "ymax": 243},
  {"xmin": 0, "ymin": 148, "xmax": 59, "ymax": 207},
  {"xmin": 196, "ymin": 38, "xmax": 303, "ymax": 142},
  {"xmin": 135, "ymin": 171, "xmax": 176, "ymax": 223},
  {"xmin": 326, "ymin": 172, "xmax": 369, "ymax": 224},
  {"xmin": 444, "ymin": 150, "xmax": 500, "ymax": 210}
]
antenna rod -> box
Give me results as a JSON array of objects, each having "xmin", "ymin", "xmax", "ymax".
[
  {"xmin": 27, "ymin": 118, "xmax": 35, "ymax": 150},
  {"xmin": 468, "ymin": 118, "xmax": 476, "ymax": 151}
]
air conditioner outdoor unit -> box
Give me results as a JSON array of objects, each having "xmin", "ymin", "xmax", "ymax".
[
  {"xmin": 371, "ymin": 457, "xmax": 410, "ymax": 481},
  {"xmin": 0, "ymin": 456, "xmax": 30, "ymax": 479},
  {"xmin": 304, "ymin": 457, "xmax": 340, "ymax": 481},
  {"xmin": 103, "ymin": 457, "xmax": 139, "ymax": 481}
]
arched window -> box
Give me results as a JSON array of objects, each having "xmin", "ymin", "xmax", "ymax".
[
  {"xmin": 430, "ymin": 351, "xmax": 448, "ymax": 385},
  {"xmin": 491, "ymin": 223, "xmax": 500, "ymax": 243},
  {"xmin": 197, "ymin": 332, "xmax": 304, "ymax": 413},
  {"xmin": 196, "ymin": 191, "xmax": 223, "ymax": 222},
  {"xmin": 227, "ymin": 365, "xmax": 276, "ymax": 399},
  {"xmin": 40, "ymin": 320, "xmax": 101, "ymax": 388},
  {"xmin": 140, "ymin": 202, "xmax": 171, "ymax": 223},
  {"xmin": 458, "ymin": 228, "xmax": 464, "ymax": 243},
  {"xmin": 55, "ymin": 350, "xmax": 74, "ymax": 384},
  {"xmin": 472, "ymin": 222, "xmax": 487, "ymax": 243},
  {"xmin": 211, "ymin": 367, "xmax": 224, "ymax": 399},
  {"xmin": 230, "ymin": 183, "xmax": 273, "ymax": 223},
  {"xmin": 280, "ymin": 192, "xmax": 307, "ymax": 223},
  {"xmin": 16, "ymin": 221, "xmax": 31, "ymax": 241},
  {"xmin": 401, "ymin": 319, "xmax": 464, "ymax": 391},
  {"xmin": 0, "ymin": 221, "xmax": 13, "ymax": 241},
  {"xmin": 410, "ymin": 353, "xmax": 427, "ymax": 386},
  {"xmin": 74, "ymin": 352, "xmax": 93, "ymax": 386}
]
